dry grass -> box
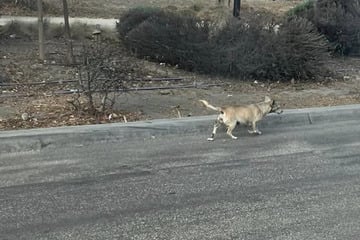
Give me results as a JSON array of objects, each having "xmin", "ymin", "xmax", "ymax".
[{"xmin": 2, "ymin": 0, "xmax": 302, "ymax": 18}]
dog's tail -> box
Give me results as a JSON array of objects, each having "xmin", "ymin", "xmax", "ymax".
[{"xmin": 199, "ymin": 100, "xmax": 222, "ymax": 112}]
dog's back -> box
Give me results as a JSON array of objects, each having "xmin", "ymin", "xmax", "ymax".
[{"xmin": 221, "ymin": 104, "xmax": 264, "ymax": 124}]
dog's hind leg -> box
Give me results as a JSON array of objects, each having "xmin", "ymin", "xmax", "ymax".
[
  {"xmin": 226, "ymin": 122, "xmax": 238, "ymax": 140},
  {"xmin": 207, "ymin": 119, "xmax": 222, "ymax": 141}
]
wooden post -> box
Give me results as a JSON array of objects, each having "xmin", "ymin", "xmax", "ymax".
[
  {"xmin": 37, "ymin": 0, "xmax": 45, "ymax": 61},
  {"xmin": 62, "ymin": 0, "xmax": 74, "ymax": 65},
  {"xmin": 233, "ymin": 0, "xmax": 241, "ymax": 18}
]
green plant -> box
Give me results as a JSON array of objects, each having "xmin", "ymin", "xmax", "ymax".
[{"xmin": 287, "ymin": 0, "xmax": 315, "ymax": 17}]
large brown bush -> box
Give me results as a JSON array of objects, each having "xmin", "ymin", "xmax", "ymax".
[
  {"xmin": 117, "ymin": 7, "xmax": 164, "ymax": 38},
  {"xmin": 118, "ymin": 7, "xmax": 332, "ymax": 81},
  {"xmin": 209, "ymin": 16, "xmax": 331, "ymax": 81},
  {"xmin": 290, "ymin": 0, "xmax": 360, "ymax": 55},
  {"xmin": 118, "ymin": 7, "xmax": 211, "ymax": 71}
]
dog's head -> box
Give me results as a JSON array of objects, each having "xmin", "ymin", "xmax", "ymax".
[{"xmin": 265, "ymin": 96, "xmax": 283, "ymax": 114}]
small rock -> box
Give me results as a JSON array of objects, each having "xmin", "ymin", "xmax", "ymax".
[
  {"xmin": 159, "ymin": 90, "xmax": 171, "ymax": 95},
  {"xmin": 343, "ymin": 76, "xmax": 351, "ymax": 81},
  {"xmin": 30, "ymin": 63, "xmax": 43, "ymax": 70},
  {"xmin": 21, "ymin": 113, "xmax": 29, "ymax": 121},
  {"xmin": 92, "ymin": 29, "xmax": 101, "ymax": 35}
]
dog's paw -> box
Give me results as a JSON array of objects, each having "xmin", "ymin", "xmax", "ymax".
[
  {"xmin": 231, "ymin": 136, "xmax": 238, "ymax": 140},
  {"xmin": 249, "ymin": 130, "xmax": 262, "ymax": 135},
  {"xmin": 207, "ymin": 137, "xmax": 214, "ymax": 141}
]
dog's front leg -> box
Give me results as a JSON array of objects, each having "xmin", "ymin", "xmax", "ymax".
[{"xmin": 248, "ymin": 121, "xmax": 262, "ymax": 135}]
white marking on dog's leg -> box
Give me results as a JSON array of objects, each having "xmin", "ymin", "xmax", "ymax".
[
  {"xmin": 251, "ymin": 122, "xmax": 262, "ymax": 135},
  {"xmin": 208, "ymin": 119, "xmax": 221, "ymax": 141},
  {"xmin": 226, "ymin": 123, "xmax": 238, "ymax": 140}
]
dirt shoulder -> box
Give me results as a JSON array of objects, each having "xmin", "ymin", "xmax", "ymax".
[
  {"xmin": 1, "ymin": 38, "xmax": 359, "ymax": 130},
  {"xmin": 1, "ymin": 0, "xmax": 360, "ymax": 130}
]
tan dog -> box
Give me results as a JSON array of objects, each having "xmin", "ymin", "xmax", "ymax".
[{"xmin": 199, "ymin": 96, "xmax": 282, "ymax": 141}]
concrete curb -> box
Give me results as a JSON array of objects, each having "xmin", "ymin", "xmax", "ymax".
[{"xmin": 1, "ymin": 104, "xmax": 360, "ymax": 153}]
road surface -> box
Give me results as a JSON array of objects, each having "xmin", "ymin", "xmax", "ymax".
[{"xmin": 0, "ymin": 110, "xmax": 360, "ymax": 239}]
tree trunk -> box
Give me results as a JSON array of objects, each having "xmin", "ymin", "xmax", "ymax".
[
  {"xmin": 37, "ymin": 0, "xmax": 45, "ymax": 61},
  {"xmin": 62, "ymin": 0, "xmax": 74, "ymax": 65}
]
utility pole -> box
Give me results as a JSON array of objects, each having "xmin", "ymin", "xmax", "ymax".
[
  {"xmin": 37, "ymin": 0, "xmax": 45, "ymax": 61},
  {"xmin": 233, "ymin": 0, "xmax": 241, "ymax": 18},
  {"xmin": 62, "ymin": 0, "xmax": 74, "ymax": 65}
]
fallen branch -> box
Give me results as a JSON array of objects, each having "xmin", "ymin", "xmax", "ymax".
[
  {"xmin": 0, "ymin": 80, "xmax": 77, "ymax": 87},
  {"xmin": 0, "ymin": 93, "xmax": 35, "ymax": 98},
  {"xmin": 134, "ymin": 77, "xmax": 184, "ymax": 81},
  {"xmin": 53, "ymin": 83, "xmax": 226, "ymax": 95},
  {"xmin": 0, "ymin": 77, "xmax": 184, "ymax": 88}
]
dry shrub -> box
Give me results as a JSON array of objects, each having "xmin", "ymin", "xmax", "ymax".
[
  {"xmin": 118, "ymin": 7, "xmax": 332, "ymax": 81},
  {"xmin": 210, "ymin": 16, "xmax": 331, "ymax": 81},
  {"xmin": 289, "ymin": 0, "xmax": 360, "ymax": 55},
  {"xmin": 73, "ymin": 43, "xmax": 144, "ymax": 115},
  {"xmin": 118, "ymin": 7, "xmax": 211, "ymax": 71},
  {"xmin": 315, "ymin": 0, "xmax": 360, "ymax": 55},
  {"xmin": 0, "ymin": 21, "xmax": 36, "ymax": 39},
  {"xmin": 117, "ymin": 6, "xmax": 164, "ymax": 38}
]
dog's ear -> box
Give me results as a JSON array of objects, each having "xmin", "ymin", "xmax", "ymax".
[{"xmin": 264, "ymin": 96, "xmax": 272, "ymax": 102}]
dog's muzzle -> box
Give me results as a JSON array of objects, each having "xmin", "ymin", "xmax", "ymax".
[
  {"xmin": 270, "ymin": 104, "xmax": 283, "ymax": 114},
  {"xmin": 274, "ymin": 109, "xmax": 283, "ymax": 114}
]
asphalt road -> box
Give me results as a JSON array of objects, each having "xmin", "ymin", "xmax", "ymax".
[{"xmin": 1, "ymin": 115, "xmax": 360, "ymax": 239}]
